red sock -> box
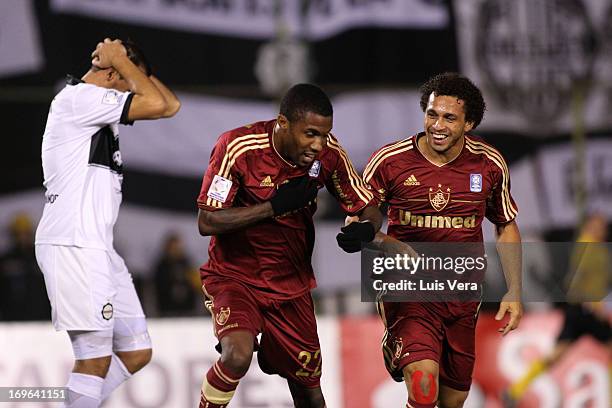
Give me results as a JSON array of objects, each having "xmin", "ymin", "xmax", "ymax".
[{"xmin": 199, "ymin": 360, "xmax": 241, "ymax": 408}]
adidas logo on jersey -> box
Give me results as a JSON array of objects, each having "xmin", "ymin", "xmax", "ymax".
[
  {"xmin": 260, "ymin": 175, "xmax": 274, "ymax": 187},
  {"xmin": 403, "ymin": 174, "xmax": 420, "ymax": 186}
]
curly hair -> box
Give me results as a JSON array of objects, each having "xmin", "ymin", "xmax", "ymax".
[
  {"xmin": 419, "ymin": 72, "xmax": 486, "ymax": 129},
  {"xmin": 280, "ymin": 84, "xmax": 333, "ymax": 123}
]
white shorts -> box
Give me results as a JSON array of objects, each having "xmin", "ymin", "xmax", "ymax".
[{"xmin": 35, "ymin": 244, "xmax": 145, "ymax": 331}]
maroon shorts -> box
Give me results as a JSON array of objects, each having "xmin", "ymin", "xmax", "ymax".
[
  {"xmin": 202, "ymin": 277, "xmax": 322, "ymax": 388},
  {"xmin": 378, "ymin": 301, "xmax": 480, "ymax": 391}
]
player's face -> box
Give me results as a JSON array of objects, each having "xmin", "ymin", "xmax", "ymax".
[
  {"xmin": 285, "ymin": 112, "xmax": 332, "ymax": 167},
  {"xmin": 424, "ymin": 93, "xmax": 473, "ymax": 154}
]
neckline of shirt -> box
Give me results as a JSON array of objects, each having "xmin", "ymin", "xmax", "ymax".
[
  {"xmin": 413, "ymin": 132, "xmax": 466, "ymax": 168},
  {"xmin": 268, "ymin": 120, "xmax": 297, "ymax": 168}
]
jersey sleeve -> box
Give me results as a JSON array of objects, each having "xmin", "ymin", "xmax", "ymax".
[
  {"xmin": 197, "ymin": 133, "xmax": 241, "ymax": 211},
  {"xmin": 73, "ymin": 85, "xmax": 133, "ymax": 127},
  {"xmin": 362, "ymin": 148, "xmax": 390, "ymax": 207},
  {"xmin": 485, "ymin": 153, "xmax": 518, "ymax": 224},
  {"xmin": 324, "ymin": 135, "xmax": 374, "ymax": 216}
]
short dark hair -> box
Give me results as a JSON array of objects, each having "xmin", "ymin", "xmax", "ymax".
[
  {"xmin": 280, "ymin": 84, "xmax": 333, "ymax": 122},
  {"xmin": 419, "ymin": 72, "xmax": 486, "ymax": 129},
  {"xmin": 122, "ymin": 39, "xmax": 152, "ymax": 76}
]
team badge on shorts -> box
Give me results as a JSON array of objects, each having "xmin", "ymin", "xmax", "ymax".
[
  {"xmin": 308, "ymin": 160, "xmax": 321, "ymax": 177},
  {"xmin": 101, "ymin": 303, "xmax": 114, "ymax": 320},
  {"xmin": 393, "ymin": 337, "xmax": 404, "ymax": 360},
  {"xmin": 216, "ymin": 307, "xmax": 231, "ymax": 326},
  {"xmin": 470, "ymin": 174, "xmax": 482, "ymax": 192}
]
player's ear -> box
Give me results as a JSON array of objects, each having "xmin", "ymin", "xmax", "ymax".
[
  {"xmin": 105, "ymin": 68, "xmax": 118, "ymax": 83},
  {"xmin": 464, "ymin": 121, "xmax": 474, "ymax": 133},
  {"xmin": 277, "ymin": 114, "xmax": 289, "ymax": 129}
]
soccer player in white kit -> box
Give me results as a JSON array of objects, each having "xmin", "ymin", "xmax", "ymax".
[{"xmin": 35, "ymin": 38, "xmax": 180, "ymax": 407}]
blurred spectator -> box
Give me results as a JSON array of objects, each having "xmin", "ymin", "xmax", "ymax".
[
  {"xmin": 0, "ymin": 213, "xmax": 50, "ymax": 320},
  {"xmin": 503, "ymin": 213, "xmax": 611, "ymax": 407},
  {"xmin": 154, "ymin": 233, "xmax": 200, "ymax": 316}
]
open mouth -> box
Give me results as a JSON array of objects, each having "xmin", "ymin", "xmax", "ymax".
[
  {"xmin": 431, "ymin": 133, "xmax": 449, "ymax": 144},
  {"xmin": 302, "ymin": 152, "xmax": 316, "ymax": 162}
]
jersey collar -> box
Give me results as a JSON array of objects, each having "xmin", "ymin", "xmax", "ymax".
[{"xmin": 66, "ymin": 74, "xmax": 84, "ymax": 85}]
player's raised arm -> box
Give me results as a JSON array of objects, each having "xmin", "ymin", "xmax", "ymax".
[
  {"xmin": 149, "ymin": 74, "xmax": 181, "ymax": 117},
  {"xmin": 91, "ymin": 38, "xmax": 170, "ymax": 121}
]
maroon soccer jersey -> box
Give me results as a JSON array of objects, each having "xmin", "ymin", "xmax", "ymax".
[
  {"xmin": 364, "ymin": 133, "xmax": 518, "ymax": 243},
  {"xmin": 197, "ymin": 120, "xmax": 373, "ymax": 300}
]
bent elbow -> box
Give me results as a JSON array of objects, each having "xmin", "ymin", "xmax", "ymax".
[
  {"xmin": 165, "ymin": 99, "xmax": 181, "ymax": 118},
  {"xmin": 151, "ymin": 99, "xmax": 168, "ymax": 118}
]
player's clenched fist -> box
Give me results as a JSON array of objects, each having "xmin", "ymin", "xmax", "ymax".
[
  {"xmin": 336, "ymin": 221, "xmax": 376, "ymax": 253},
  {"xmin": 269, "ymin": 175, "xmax": 318, "ymax": 216}
]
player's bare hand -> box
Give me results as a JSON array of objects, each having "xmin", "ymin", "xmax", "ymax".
[
  {"xmin": 91, "ymin": 38, "xmax": 126, "ymax": 69},
  {"xmin": 380, "ymin": 236, "xmax": 418, "ymax": 259},
  {"xmin": 495, "ymin": 293, "xmax": 523, "ymax": 336}
]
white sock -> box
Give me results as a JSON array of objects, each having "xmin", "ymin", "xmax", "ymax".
[
  {"xmin": 101, "ymin": 354, "xmax": 132, "ymax": 401},
  {"xmin": 65, "ymin": 373, "xmax": 103, "ymax": 407}
]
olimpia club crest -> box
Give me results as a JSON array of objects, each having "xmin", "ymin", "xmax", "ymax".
[{"xmin": 476, "ymin": 0, "xmax": 596, "ymax": 123}]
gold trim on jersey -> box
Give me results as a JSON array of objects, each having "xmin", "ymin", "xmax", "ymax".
[
  {"xmin": 451, "ymin": 199, "xmax": 484, "ymax": 203},
  {"xmin": 205, "ymin": 133, "xmax": 270, "ymax": 209},
  {"xmin": 465, "ymin": 138, "xmax": 518, "ymax": 221},
  {"xmin": 327, "ymin": 134, "xmax": 373, "ymax": 204},
  {"xmin": 363, "ymin": 139, "xmax": 413, "ymax": 183}
]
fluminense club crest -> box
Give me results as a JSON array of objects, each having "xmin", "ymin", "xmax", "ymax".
[
  {"xmin": 429, "ymin": 184, "xmax": 451, "ymax": 212},
  {"xmin": 215, "ymin": 307, "xmax": 231, "ymax": 326}
]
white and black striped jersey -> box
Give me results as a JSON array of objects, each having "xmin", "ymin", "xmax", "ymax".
[{"xmin": 35, "ymin": 76, "xmax": 133, "ymax": 251}]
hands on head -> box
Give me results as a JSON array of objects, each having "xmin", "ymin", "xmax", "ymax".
[{"xmin": 91, "ymin": 38, "xmax": 127, "ymax": 70}]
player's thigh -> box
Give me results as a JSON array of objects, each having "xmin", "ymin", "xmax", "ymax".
[
  {"xmin": 380, "ymin": 302, "xmax": 444, "ymax": 381},
  {"xmin": 107, "ymin": 251, "xmax": 152, "ymax": 352},
  {"xmin": 35, "ymin": 244, "xmax": 116, "ymax": 331},
  {"xmin": 258, "ymin": 292, "xmax": 322, "ymax": 388},
  {"xmin": 439, "ymin": 308, "xmax": 477, "ymax": 393}
]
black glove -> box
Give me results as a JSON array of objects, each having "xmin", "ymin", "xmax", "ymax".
[
  {"xmin": 336, "ymin": 221, "xmax": 376, "ymax": 253},
  {"xmin": 270, "ymin": 175, "xmax": 318, "ymax": 216}
]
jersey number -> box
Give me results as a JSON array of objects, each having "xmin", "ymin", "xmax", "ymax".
[{"xmin": 296, "ymin": 349, "xmax": 322, "ymax": 377}]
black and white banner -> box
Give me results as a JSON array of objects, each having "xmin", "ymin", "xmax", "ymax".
[
  {"xmin": 0, "ymin": 0, "xmax": 43, "ymax": 77},
  {"xmin": 453, "ymin": 0, "xmax": 612, "ymax": 135},
  {"xmin": 50, "ymin": 0, "xmax": 449, "ymax": 40},
  {"xmin": 120, "ymin": 90, "xmax": 424, "ymax": 176}
]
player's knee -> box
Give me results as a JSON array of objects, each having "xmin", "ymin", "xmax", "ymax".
[
  {"xmin": 220, "ymin": 342, "xmax": 252, "ymax": 377},
  {"xmin": 408, "ymin": 369, "xmax": 438, "ymax": 405},
  {"xmin": 116, "ymin": 348, "xmax": 152, "ymax": 374},
  {"xmin": 73, "ymin": 356, "xmax": 112, "ymax": 377},
  {"xmin": 288, "ymin": 382, "xmax": 325, "ymax": 408}
]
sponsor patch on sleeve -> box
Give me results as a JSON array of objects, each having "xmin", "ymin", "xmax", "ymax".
[
  {"xmin": 207, "ymin": 175, "xmax": 233, "ymax": 203},
  {"xmin": 102, "ymin": 90, "xmax": 123, "ymax": 105}
]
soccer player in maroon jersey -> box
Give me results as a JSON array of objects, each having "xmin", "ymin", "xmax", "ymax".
[
  {"xmin": 362, "ymin": 73, "xmax": 523, "ymax": 408},
  {"xmin": 195, "ymin": 84, "xmax": 382, "ymax": 408}
]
